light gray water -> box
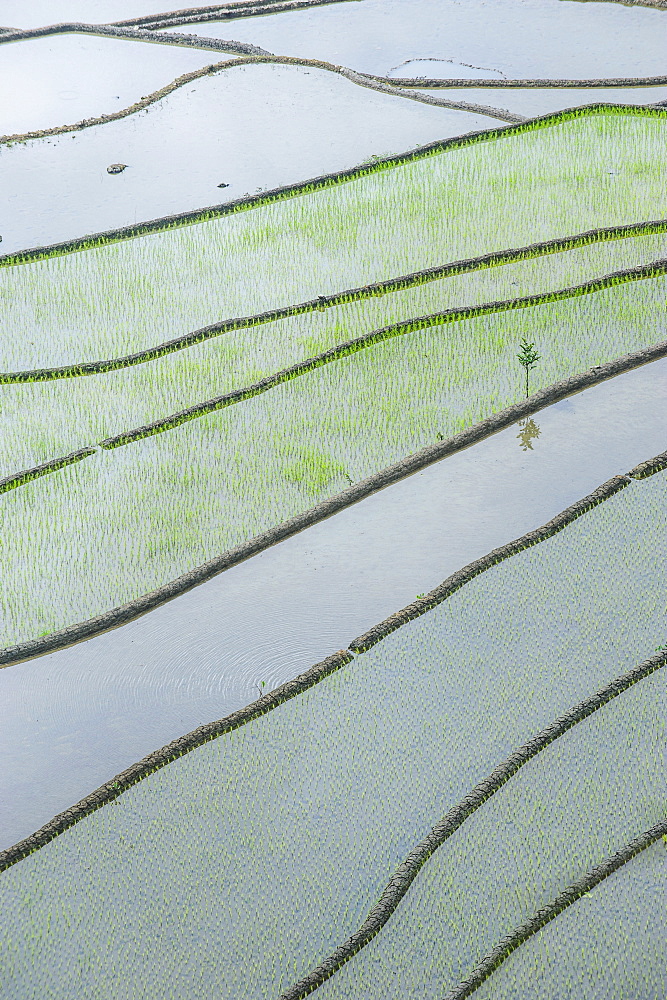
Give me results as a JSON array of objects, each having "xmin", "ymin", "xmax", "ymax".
[
  {"xmin": 475, "ymin": 840, "xmax": 667, "ymax": 1000},
  {"xmin": 172, "ymin": 0, "xmax": 667, "ymax": 81},
  {"xmin": 3, "ymin": 0, "xmax": 666, "ymax": 254},
  {"xmin": 2, "ymin": 3, "xmax": 663, "ymax": 996},
  {"xmin": 0, "ymin": 33, "xmax": 228, "ymax": 136},
  {"xmin": 1, "ymin": 355, "xmax": 665, "ymax": 851},
  {"xmin": 0, "ymin": 1, "xmax": 260, "ymax": 30},
  {"xmin": 418, "ymin": 84, "xmax": 667, "ymax": 116}
]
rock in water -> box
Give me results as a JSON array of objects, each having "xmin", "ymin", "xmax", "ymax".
[{"xmin": 107, "ymin": 163, "xmax": 127, "ymax": 174}]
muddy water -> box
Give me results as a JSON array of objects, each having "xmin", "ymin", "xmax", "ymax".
[{"xmin": 1, "ymin": 355, "xmax": 665, "ymax": 852}]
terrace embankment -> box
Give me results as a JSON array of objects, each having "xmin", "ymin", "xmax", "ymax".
[
  {"xmin": 278, "ymin": 649, "xmax": 667, "ymax": 1000},
  {"xmin": 3, "ymin": 218, "xmax": 667, "ymax": 382},
  {"xmin": 1, "ymin": 449, "xmax": 665, "ymax": 997},
  {"xmin": 440, "ymin": 820, "xmax": 667, "ymax": 1000},
  {"xmin": 113, "ymin": 0, "xmax": 375, "ymax": 30},
  {"xmin": 0, "ymin": 44, "xmax": 527, "ymax": 144},
  {"xmin": 0, "ymin": 648, "xmax": 353, "ymax": 872}
]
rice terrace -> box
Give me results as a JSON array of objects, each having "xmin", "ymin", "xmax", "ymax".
[{"xmin": 1, "ymin": 0, "xmax": 667, "ymax": 997}]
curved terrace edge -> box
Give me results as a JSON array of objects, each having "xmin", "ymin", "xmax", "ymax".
[
  {"xmin": 3, "ymin": 217, "xmax": 667, "ymax": 383},
  {"xmin": 440, "ymin": 819, "xmax": 667, "ymax": 1000},
  {"xmin": 0, "ymin": 449, "xmax": 665, "ymax": 874},
  {"xmin": 278, "ymin": 650, "xmax": 667, "ymax": 999}
]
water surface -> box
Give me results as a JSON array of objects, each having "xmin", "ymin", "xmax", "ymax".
[
  {"xmin": 0, "ymin": 32, "xmax": 230, "ymax": 136},
  {"xmin": 0, "ymin": 0, "xmax": 261, "ymax": 30}
]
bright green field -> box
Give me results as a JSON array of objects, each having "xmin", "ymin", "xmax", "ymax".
[
  {"xmin": 2, "ymin": 110, "xmax": 666, "ymax": 370},
  {"xmin": 1, "ymin": 231, "xmax": 667, "ymax": 478},
  {"xmin": 2, "ymin": 274, "xmax": 666, "ymax": 644},
  {"xmin": 0, "ymin": 473, "xmax": 665, "ymax": 999}
]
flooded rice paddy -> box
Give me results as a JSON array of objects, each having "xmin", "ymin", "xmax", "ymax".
[{"xmin": 0, "ymin": 354, "xmax": 666, "ymax": 853}]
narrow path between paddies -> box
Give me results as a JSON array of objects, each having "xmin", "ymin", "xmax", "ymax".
[
  {"xmin": 0, "ymin": 0, "xmax": 357, "ymax": 33},
  {"xmin": 414, "ymin": 81, "xmax": 667, "ymax": 122},
  {"xmin": 3, "ymin": 44, "xmax": 667, "ymax": 154},
  {"xmin": 3, "ymin": 103, "xmax": 666, "ymax": 271},
  {"xmin": 116, "ymin": 0, "xmax": 381, "ymax": 30},
  {"xmin": 3, "ymin": 218, "xmax": 666, "ymax": 382},
  {"xmin": 0, "ymin": 45, "xmax": 525, "ymax": 142},
  {"xmin": 3, "ymin": 235, "xmax": 667, "ymax": 481},
  {"xmin": 469, "ymin": 834, "xmax": 667, "ymax": 1000},
  {"xmin": 1, "ymin": 355, "xmax": 665, "ymax": 854},
  {"xmin": 284, "ymin": 672, "xmax": 667, "ymax": 1000},
  {"xmin": 0, "ymin": 459, "xmax": 665, "ymax": 1000}
]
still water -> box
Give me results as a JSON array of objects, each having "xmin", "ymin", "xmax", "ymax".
[{"xmin": 1, "ymin": 355, "xmax": 665, "ymax": 851}]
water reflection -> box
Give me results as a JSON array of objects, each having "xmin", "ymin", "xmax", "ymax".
[{"xmin": 516, "ymin": 417, "xmax": 541, "ymax": 451}]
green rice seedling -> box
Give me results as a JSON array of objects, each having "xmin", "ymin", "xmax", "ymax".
[
  {"xmin": 4, "ymin": 105, "xmax": 667, "ymax": 274},
  {"xmin": 472, "ymin": 838, "xmax": 667, "ymax": 1000},
  {"xmin": 2, "ymin": 111, "xmax": 667, "ymax": 368},
  {"xmin": 1, "ymin": 232, "xmax": 667, "ymax": 479},
  {"xmin": 0, "ymin": 475, "xmax": 665, "ymax": 998}
]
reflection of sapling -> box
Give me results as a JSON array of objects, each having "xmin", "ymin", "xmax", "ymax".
[
  {"xmin": 517, "ymin": 417, "xmax": 540, "ymax": 452},
  {"xmin": 517, "ymin": 337, "xmax": 541, "ymax": 397}
]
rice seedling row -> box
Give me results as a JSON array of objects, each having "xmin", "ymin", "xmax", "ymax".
[
  {"xmin": 0, "ymin": 469, "xmax": 641, "ymax": 852},
  {"xmin": 2, "ymin": 218, "xmax": 666, "ymax": 379},
  {"xmin": 6, "ymin": 355, "xmax": 665, "ymax": 671},
  {"xmin": 472, "ymin": 837, "xmax": 667, "ymax": 1000},
  {"xmin": 0, "ymin": 471, "xmax": 665, "ymax": 998},
  {"xmin": 304, "ymin": 670, "xmax": 665, "ymax": 999},
  {"xmin": 2, "ymin": 272, "xmax": 667, "ymax": 642},
  {"xmin": 2, "ymin": 233, "xmax": 667, "ymax": 477},
  {"xmin": 5, "ymin": 7, "xmax": 665, "ymax": 997}
]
